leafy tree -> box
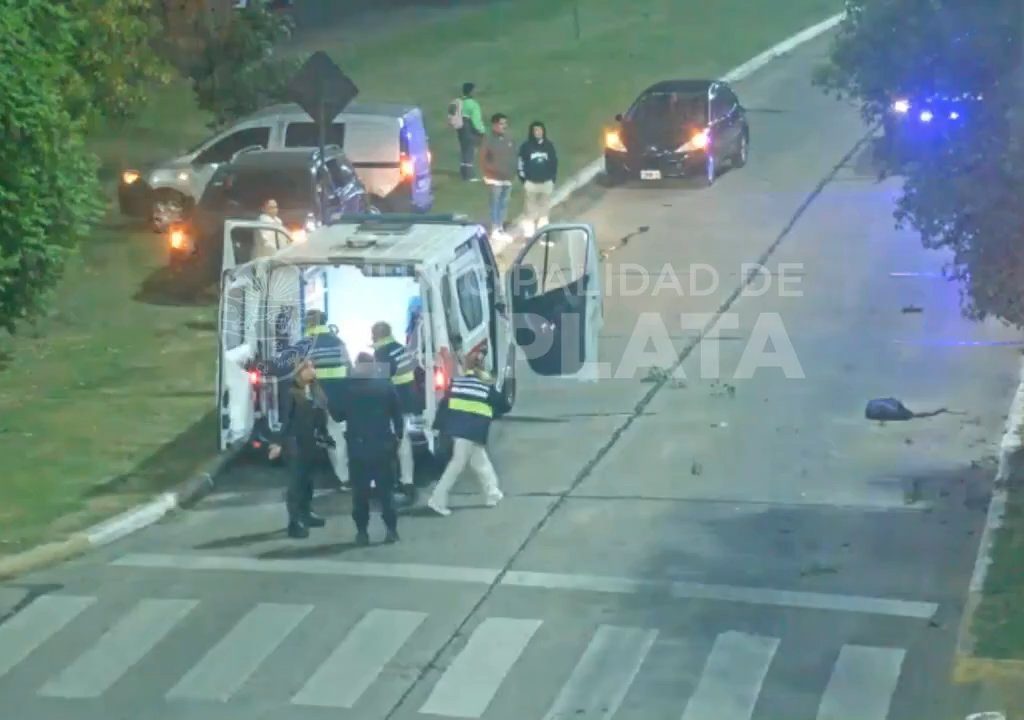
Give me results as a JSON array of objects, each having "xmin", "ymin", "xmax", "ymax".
[
  {"xmin": 185, "ymin": 2, "xmax": 297, "ymax": 126},
  {"xmin": 59, "ymin": 0, "xmax": 172, "ymax": 125},
  {"xmin": 0, "ymin": 0, "xmax": 104, "ymax": 332}
]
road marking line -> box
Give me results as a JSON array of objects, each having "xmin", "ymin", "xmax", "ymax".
[
  {"xmin": 166, "ymin": 602, "xmax": 312, "ymax": 701},
  {"xmin": 419, "ymin": 617, "xmax": 542, "ymax": 718},
  {"xmin": 816, "ymin": 645, "xmax": 906, "ymax": 720},
  {"xmin": 541, "ymin": 625, "xmax": 657, "ymax": 719},
  {"xmin": 110, "ymin": 553, "xmax": 938, "ymax": 619},
  {"xmin": 680, "ymin": 631, "xmax": 779, "ymax": 720},
  {"xmin": 0, "ymin": 596, "xmax": 95, "ymax": 680},
  {"xmin": 292, "ymin": 608, "xmax": 425, "ymax": 708},
  {"xmin": 38, "ymin": 598, "xmax": 197, "ymax": 698}
]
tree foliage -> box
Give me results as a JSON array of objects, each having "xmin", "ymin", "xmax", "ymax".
[
  {"xmin": 816, "ymin": 0, "xmax": 1024, "ymax": 327},
  {"xmin": 185, "ymin": 3, "xmax": 297, "ymax": 127},
  {"xmin": 0, "ymin": 0, "xmax": 104, "ymax": 332}
]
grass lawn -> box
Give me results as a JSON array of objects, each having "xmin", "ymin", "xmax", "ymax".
[
  {"xmin": 0, "ymin": 0, "xmax": 841, "ymax": 555},
  {"xmin": 972, "ymin": 478, "xmax": 1024, "ymax": 659}
]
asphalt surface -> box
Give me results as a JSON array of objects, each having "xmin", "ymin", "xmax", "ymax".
[{"xmin": 1, "ymin": 34, "xmax": 1020, "ymax": 720}]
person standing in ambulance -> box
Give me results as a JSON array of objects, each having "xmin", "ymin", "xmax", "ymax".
[
  {"xmin": 273, "ymin": 309, "xmax": 352, "ymax": 487},
  {"xmin": 371, "ymin": 321, "xmax": 420, "ymax": 490}
]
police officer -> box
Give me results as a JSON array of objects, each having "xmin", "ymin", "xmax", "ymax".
[
  {"xmin": 427, "ymin": 347, "xmax": 507, "ymax": 516},
  {"xmin": 268, "ymin": 360, "xmax": 330, "ymax": 539},
  {"xmin": 274, "ymin": 309, "xmax": 352, "ymax": 487},
  {"xmin": 339, "ymin": 352, "xmax": 405, "ymax": 545},
  {"xmin": 371, "ymin": 321, "xmax": 420, "ymax": 489}
]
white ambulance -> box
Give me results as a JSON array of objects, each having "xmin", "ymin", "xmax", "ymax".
[{"xmin": 216, "ymin": 214, "xmax": 603, "ymax": 463}]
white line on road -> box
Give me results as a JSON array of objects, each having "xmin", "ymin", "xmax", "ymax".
[
  {"xmin": 680, "ymin": 631, "xmax": 779, "ymax": 720},
  {"xmin": 166, "ymin": 602, "xmax": 312, "ymax": 701},
  {"xmin": 816, "ymin": 645, "xmax": 906, "ymax": 720},
  {"xmin": 110, "ymin": 553, "xmax": 939, "ymax": 619},
  {"xmin": 419, "ymin": 617, "xmax": 542, "ymax": 718},
  {"xmin": 39, "ymin": 598, "xmax": 197, "ymax": 699},
  {"xmin": 0, "ymin": 595, "xmax": 95, "ymax": 680},
  {"xmin": 541, "ymin": 625, "xmax": 657, "ymax": 719},
  {"xmin": 292, "ymin": 608, "xmax": 426, "ymax": 708}
]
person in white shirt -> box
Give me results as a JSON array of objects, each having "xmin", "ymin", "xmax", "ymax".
[{"xmin": 258, "ymin": 198, "xmax": 285, "ymax": 255}]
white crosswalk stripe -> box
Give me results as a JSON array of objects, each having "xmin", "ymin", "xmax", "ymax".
[
  {"xmin": 39, "ymin": 598, "xmax": 197, "ymax": 699},
  {"xmin": 419, "ymin": 617, "xmax": 542, "ymax": 718},
  {"xmin": 291, "ymin": 608, "xmax": 427, "ymax": 708},
  {"xmin": 0, "ymin": 593, "xmax": 917, "ymax": 718},
  {"xmin": 817, "ymin": 645, "xmax": 906, "ymax": 720}
]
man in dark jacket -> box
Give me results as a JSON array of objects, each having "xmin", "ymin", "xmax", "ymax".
[
  {"xmin": 269, "ymin": 360, "xmax": 331, "ymax": 539},
  {"xmin": 427, "ymin": 347, "xmax": 507, "ymax": 517},
  {"xmin": 479, "ymin": 113, "xmax": 517, "ymax": 240},
  {"xmin": 335, "ymin": 353, "xmax": 406, "ymax": 545},
  {"xmin": 372, "ymin": 321, "xmax": 421, "ymax": 489},
  {"xmin": 517, "ymin": 121, "xmax": 558, "ymax": 236}
]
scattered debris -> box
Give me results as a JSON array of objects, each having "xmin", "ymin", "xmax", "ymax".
[
  {"xmin": 865, "ymin": 397, "xmax": 957, "ymax": 421},
  {"xmin": 669, "ymin": 379, "xmax": 687, "ymax": 389},
  {"xmin": 904, "ymin": 437, "xmax": 914, "ymax": 445},
  {"xmin": 710, "ymin": 421, "xmax": 728, "ymax": 428},
  {"xmin": 691, "ymin": 461, "xmax": 703, "ymax": 476},
  {"xmin": 800, "ymin": 563, "xmax": 839, "ymax": 578},
  {"xmin": 901, "ymin": 305, "xmax": 924, "ymax": 313},
  {"xmin": 641, "ymin": 367, "xmax": 670, "ymax": 383},
  {"xmin": 710, "ymin": 380, "xmax": 737, "ymax": 398}
]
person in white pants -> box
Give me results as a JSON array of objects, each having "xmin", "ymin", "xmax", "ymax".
[
  {"xmin": 428, "ymin": 349, "xmax": 507, "ymax": 516},
  {"xmin": 371, "ymin": 322, "xmax": 420, "ymax": 488}
]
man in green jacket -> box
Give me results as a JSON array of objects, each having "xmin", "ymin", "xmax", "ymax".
[{"xmin": 449, "ymin": 82, "xmax": 485, "ymax": 181}]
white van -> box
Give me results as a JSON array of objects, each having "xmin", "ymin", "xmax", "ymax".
[
  {"xmin": 120, "ymin": 102, "xmax": 433, "ymax": 232},
  {"xmin": 216, "ymin": 215, "xmax": 603, "ymax": 463}
]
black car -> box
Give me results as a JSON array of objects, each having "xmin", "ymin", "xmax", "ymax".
[
  {"xmin": 604, "ymin": 80, "xmax": 749, "ymax": 186},
  {"xmin": 168, "ymin": 146, "xmax": 370, "ymax": 275}
]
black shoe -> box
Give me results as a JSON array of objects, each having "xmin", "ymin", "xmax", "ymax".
[
  {"xmin": 355, "ymin": 531, "xmax": 370, "ymax": 546},
  {"xmin": 384, "ymin": 528, "xmax": 400, "ymax": 544},
  {"xmin": 287, "ymin": 522, "xmax": 309, "ymax": 539},
  {"xmin": 305, "ymin": 513, "xmax": 326, "ymax": 528}
]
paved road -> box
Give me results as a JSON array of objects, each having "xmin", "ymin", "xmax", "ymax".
[{"xmin": 1, "ymin": 34, "xmax": 1020, "ymax": 720}]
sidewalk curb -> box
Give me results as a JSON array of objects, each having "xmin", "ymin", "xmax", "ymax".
[
  {"xmin": 0, "ymin": 443, "xmax": 242, "ymax": 581},
  {"xmin": 951, "ymin": 356, "xmax": 1024, "ymax": 695},
  {"xmin": 489, "ymin": 12, "xmax": 845, "ymax": 258}
]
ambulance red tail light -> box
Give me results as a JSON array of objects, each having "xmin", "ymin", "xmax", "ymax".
[
  {"xmin": 434, "ymin": 367, "xmax": 447, "ymax": 391},
  {"xmin": 400, "ymin": 153, "xmax": 414, "ymax": 180},
  {"xmin": 248, "ymin": 369, "xmax": 261, "ymax": 386}
]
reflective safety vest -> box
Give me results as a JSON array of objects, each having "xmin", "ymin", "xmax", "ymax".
[
  {"xmin": 302, "ymin": 325, "xmax": 350, "ymax": 380},
  {"xmin": 436, "ymin": 372, "xmax": 499, "ymax": 444},
  {"xmin": 373, "ymin": 336, "xmax": 415, "ymax": 387}
]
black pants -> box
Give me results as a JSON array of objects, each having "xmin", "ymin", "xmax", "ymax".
[
  {"xmin": 457, "ymin": 126, "xmax": 480, "ymax": 180},
  {"xmin": 349, "ymin": 450, "xmax": 398, "ymax": 533},
  {"xmin": 286, "ymin": 458, "xmax": 316, "ymax": 524}
]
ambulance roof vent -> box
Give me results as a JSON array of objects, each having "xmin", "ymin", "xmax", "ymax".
[{"xmin": 354, "ymin": 220, "xmax": 414, "ymax": 235}]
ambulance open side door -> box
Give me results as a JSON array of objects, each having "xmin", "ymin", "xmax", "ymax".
[
  {"xmin": 217, "ymin": 265, "xmax": 260, "ymax": 450},
  {"xmin": 506, "ymin": 223, "xmax": 602, "ymax": 377},
  {"xmin": 222, "ymin": 219, "xmax": 294, "ymax": 270}
]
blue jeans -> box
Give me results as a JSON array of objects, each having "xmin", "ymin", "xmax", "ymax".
[{"xmin": 488, "ymin": 183, "xmax": 512, "ymax": 232}]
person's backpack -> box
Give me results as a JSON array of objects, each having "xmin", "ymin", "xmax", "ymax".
[{"xmin": 447, "ymin": 97, "xmax": 464, "ymax": 129}]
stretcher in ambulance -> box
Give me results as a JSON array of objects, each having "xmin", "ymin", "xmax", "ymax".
[{"xmin": 215, "ymin": 214, "xmax": 603, "ymax": 463}]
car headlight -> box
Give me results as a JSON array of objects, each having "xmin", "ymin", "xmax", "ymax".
[
  {"xmin": 168, "ymin": 227, "xmax": 191, "ymax": 251},
  {"xmin": 676, "ymin": 129, "xmax": 710, "ymax": 153},
  {"xmin": 122, "ymin": 170, "xmax": 140, "ymax": 185},
  {"xmin": 605, "ymin": 130, "xmax": 627, "ymax": 152},
  {"xmin": 892, "ymin": 98, "xmax": 910, "ymax": 114}
]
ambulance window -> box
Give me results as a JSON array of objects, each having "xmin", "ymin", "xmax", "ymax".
[
  {"xmin": 440, "ymin": 272, "xmax": 460, "ymax": 343},
  {"xmin": 456, "ymin": 270, "xmax": 484, "ymax": 330},
  {"xmin": 222, "ymin": 285, "xmax": 245, "ymax": 350}
]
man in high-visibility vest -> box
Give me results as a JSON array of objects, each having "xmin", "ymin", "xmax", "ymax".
[
  {"xmin": 427, "ymin": 346, "xmax": 507, "ymax": 516},
  {"xmin": 371, "ymin": 321, "xmax": 421, "ymax": 488},
  {"xmin": 274, "ymin": 309, "xmax": 352, "ymax": 486}
]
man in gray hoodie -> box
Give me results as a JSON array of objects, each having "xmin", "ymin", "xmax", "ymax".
[{"xmin": 479, "ymin": 113, "xmax": 517, "ymax": 241}]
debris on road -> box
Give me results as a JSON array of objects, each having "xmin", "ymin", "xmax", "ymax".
[
  {"xmin": 901, "ymin": 305, "xmax": 924, "ymax": 313},
  {"xmin": 691, "ymin": 461, "xmax": 703, "ymax": 476},
  {"xmin": 865, "ymin": 397, "xmax": 954, "ymax": 421}
]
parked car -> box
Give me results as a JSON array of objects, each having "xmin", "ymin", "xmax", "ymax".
[
  {"xmin": 603, "ymin": 79, "xmax": 749, "ymax": 186},
  {"xmin": 167, "ymin": 146, "xmax": 371, "ymax": 277},
  {"xmin": 121, "ymin": 102, "xmax": 432, "ymax": 232}
]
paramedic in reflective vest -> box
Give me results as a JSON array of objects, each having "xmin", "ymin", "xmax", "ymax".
[
  {"xmin": 275, "ymin": 309, "xmax": 352, "ymax": 485},
  {"xmin": 371, "ymin": 321, "xmax": 420, "ymax": 488},
  {"xmin": 427, "ymin": 347, "xmax": 506, "ymax": 516}
]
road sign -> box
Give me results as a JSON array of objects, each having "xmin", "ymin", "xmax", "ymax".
[{"xmin": 287, "ymin": 51, "xmax": 359, "ymax": 127}]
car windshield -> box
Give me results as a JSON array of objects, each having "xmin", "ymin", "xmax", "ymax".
[
  {"xmin": 221, "ymin": 167, "xmax": 313, "ymax": 210},
  {"xmin": 630, "ymin": 91, "xmax": 707, "ymax": 125}
]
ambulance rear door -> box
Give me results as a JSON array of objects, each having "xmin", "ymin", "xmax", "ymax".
[
  {"xmin": 443, "ymin": 237, "xmax": 491, "ymax": 363},
  {"xmin": 217, "ymin": 264, "xmax": 260, "ymax": 450}
]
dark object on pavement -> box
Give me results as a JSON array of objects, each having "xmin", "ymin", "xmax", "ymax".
[
  {"xmin": 901, "ymin": 305, "xmax": 923, "ymax": 313},
  {"xmin": 865, "ymin": 397, "xmax": 950, "ymax": 421}
]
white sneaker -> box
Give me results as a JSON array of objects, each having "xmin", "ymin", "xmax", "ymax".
[
  {"xmin": 427, "ymin": 498, "xmax": 451, "ymax": 516},
  {"xmin": 485, "ymin": 490, "xmax": 504, "ymax": 507}
]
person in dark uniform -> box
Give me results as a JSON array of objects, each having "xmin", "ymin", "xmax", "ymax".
[
  {"xmin": 337, "ymin": 352, "xmax": 406, "ymax": 545},
  {"xmin": 371, "ymin": 321, "xmax": 422, "ymax": 489},
  {"xmin": 268, "ymin": 360, "xmax": 330, "ymax": 539}
]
